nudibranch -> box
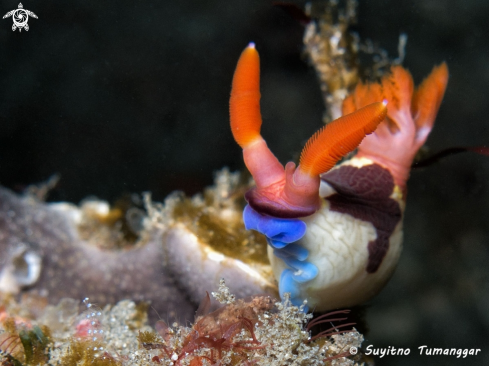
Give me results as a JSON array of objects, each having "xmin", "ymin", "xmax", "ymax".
[{"xmin": 230, "ymin": 43, "xmax": 449, "ymax": 310}]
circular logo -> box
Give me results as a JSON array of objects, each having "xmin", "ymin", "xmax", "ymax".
[
  {"xmin": 349, "ymin": 346, "xmax": 358, "ymax": 355},
  {"xmin": 12, "ymin": 9, "xmax": 28, "ymax": 28}
]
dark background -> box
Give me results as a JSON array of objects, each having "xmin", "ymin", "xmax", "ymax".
[{"xmin": 0, "ymin": 0, "xmax": 488, "ymax": 365}]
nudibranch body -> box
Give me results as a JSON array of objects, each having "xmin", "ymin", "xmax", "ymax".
[
  {"xmin": 230, "ymin": 43, "xmax": 448, "ymax": 310},
  {"xmin": 269, "ymin": 158, "xmax": 405, "ymax": 310}
]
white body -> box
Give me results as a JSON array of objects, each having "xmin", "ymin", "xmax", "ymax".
[{"xmin": 268, "ymin": 157, "xmax": 404, "ymax": 311}]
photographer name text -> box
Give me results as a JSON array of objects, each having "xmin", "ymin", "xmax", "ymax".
[{"xmin": 364, "ymin": 345, "xmax": 481, "ymax": 359}]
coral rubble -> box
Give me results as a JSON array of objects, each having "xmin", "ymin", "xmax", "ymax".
[
  {"xmin": 0, "ymin": 186, "xmax": 195, "ymax": 324},
  {"xmin": 303, "ymin": 0, "xmax": 407, "ymax": 123},
  {"xmin": 1, "ymin": 281, "xmax": 366, "ymax": 365},
  {"xmin": 0, "ymin": 169, "xmax": 277, "ymax": 325}
]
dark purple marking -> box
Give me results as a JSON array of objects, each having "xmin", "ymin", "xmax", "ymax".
[
  {"xmin": 245, "ymin": 188, "xmax": 318, "ymax": 219},
  {"xmin": 321, "ymin": 164, "xmax": 402, "ymax": 273}
]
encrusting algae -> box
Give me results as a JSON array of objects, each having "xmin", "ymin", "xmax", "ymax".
[
  {"xmin": 160, "ymin": 169, "xmax": 279, "ymax": 306},
  {"xmin": 167, "ymin": 170, "xmax": 268, "ymax": 266},
  {"xmin": 1, "ymin": 280, "xmax": 366, "ymax": 366}
]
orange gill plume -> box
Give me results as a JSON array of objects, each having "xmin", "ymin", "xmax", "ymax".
[
  {"xmin": 411, "ymin": 63, "xmax": 449, "ymax": 140},
  {"xmin": 342, "ymin": 63, "xmax": 449, "ymax": 189}
]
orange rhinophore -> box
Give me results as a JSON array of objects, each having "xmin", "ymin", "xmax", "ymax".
[
  {"xmin": 229, "ymin": 42, "xmax": 262, "ymax": 149},
  {"xmin": 343, "ymin": 62, "xmax": 449, "ymax": 189},
  {"xmin": 299, "ymin": 101, "xmax": 387, "ymax": 177},
  {"xmin": 229, "ymin": 43, "xmax": 386, "ymax": 218}
]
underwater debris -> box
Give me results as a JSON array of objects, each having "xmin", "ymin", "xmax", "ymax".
[
  {"xmin": 303, "ymin": 0, "xmax": 360, "ymax": 122},
  {"xmin": 72, "ymin": 197, "xmax": 141, "ymax": 251},
  {"xmin": 302, "ymin": 0, "xmax": 407, "ymax": 122},
  {"xmin": 211, "ymin": 278, "xmax": 235, "ymax": 305},
  {"xmin": 0, "ymin": 316, "xmax": 51, "ymax": 366},
  {"xmin": 0, "ymin": 320, "xmax": 25, "ymax": 365},
  {"xmin": 0, "ymin": 186, "xmax": 195, "ymax": 324},
  {"xmin": 41, "ymin": 297, "xmax": 154, "ymax": 366},
  {"xmin": 0, "ymin": 167, "xmax": 280, "ymax": 325},
  {"xmin": 137, "ymin": 281, "xmax": 365, "ymax": 366},
  {"xmin": 155, "ymin": 168, "xmax": 278, "ymax": 306},
  {"xmin": 0, "ymin": 282, "xmax": 366, "ymax": 365}
]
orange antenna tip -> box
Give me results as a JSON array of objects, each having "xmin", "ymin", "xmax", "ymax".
[
  {"xmin": 230, "ymin": 44, "xmax": 263, "ymax": 148},
  {"xmin": 299, "ymin": 102, "xmax": 387, "ymax": 177}
]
